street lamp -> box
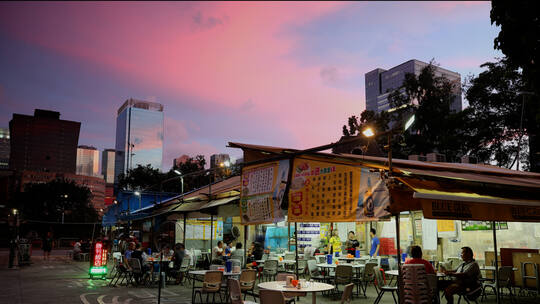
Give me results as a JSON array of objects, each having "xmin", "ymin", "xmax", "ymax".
[
  {"xmin": 361, "ymin": 113, "xmax": 415, "ymax": 303},
  {"xmin": 174, "ymin": 170, "xmax": 184, "ymax": 195}
]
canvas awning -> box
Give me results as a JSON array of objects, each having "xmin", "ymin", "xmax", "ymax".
[{"xmin": 230, "ymin": 141, "xmax": 540, "ymax": 222}]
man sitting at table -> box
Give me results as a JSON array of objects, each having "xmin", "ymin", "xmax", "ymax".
[
  {"xmin": 439, "ymin": 247, "xmax": 482, "ymax": 304},
  {"xmin": 404, "ymin": 245, "xmax": 435, "ymax": 274},
  {"xmin": 212, "ymin": 241, "xmax": 224, "ymax": 264}
]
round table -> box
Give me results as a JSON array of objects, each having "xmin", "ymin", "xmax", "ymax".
[
  {"xmin": 480, "ymin": 266, "xmax": 517, "ymax": 271},
  {"xmin": 258, "ymin": 281, "xmax": 334, "ymax": 304},
  {"xmin": 386, "ymin": 269, "xmax": 446, "ymax": 277},
  {"xmin": 316, "ymin": 263, "xmax": 364, "ymax": 269},
  {"xmin": 188, "ymin": 270, "xmax": 240, "ymax": 276}
]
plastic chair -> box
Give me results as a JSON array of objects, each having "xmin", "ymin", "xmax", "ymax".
[
  {"xmin": 240, "ymin": 269, "xmax": 257, "ymax": 302},
  {"xmin": 402, "ymin": 264, "xmax": 431, "ymax": 304},
  {"xmin": 482, "ymin": 266, "xmax": 515, "ymax": 302},
  {"xmin": 457, "ymin": 285, "xmax": 482, "ymax": 304},
  {"xmin": 229, "ymin": 279, "xmax": 257, "ymax": 304},
  {"xmin": 357, "ymin": 262, "xmax": 377, "ymax": 297},
  {"xmin": 333, "ymin": 265, "xmax": 353, "ymax": 296},
  {"xmin": 276, "ymin": 273, "xmax": 306, "ymax": 303},
  {"xmin": 193, "ymin": 270, "xmax": 224, "ymax": 304},
  {"xmin": 284, "ymin": 253, "xmax": 295, "ymax": 261},
  {"xmin": 341, "ymin": 283, "xmax": 354, "ymax": 304},
  {"xmin": 262, "ymin": 260, "xmax": 278, "ymax": 282},
  {"xmin": 259, "ymin": 289, "xmax": 285, "ymax": 304},
  {"xmin": 373, "ymin": 266, "xmax": 398, "ymax": 304},
  {"xmin": 307, "ymin": 260, "xmax": 325, "ymax": 282}
]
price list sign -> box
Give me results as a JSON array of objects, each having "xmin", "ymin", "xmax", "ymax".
[
  {"xmin": 288, "ymin": 157, "xmax": 389, "ymax": 222},
  {"xmin": 240, "ymin": 160, "xmax": 289, "ymax": 224}
]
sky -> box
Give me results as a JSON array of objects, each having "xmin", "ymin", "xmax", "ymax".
[{"xmin": 0, "ymin": 1, "xmax": 501, "ymax": 170}]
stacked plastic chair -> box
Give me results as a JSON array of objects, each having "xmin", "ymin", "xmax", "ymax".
[{"xmin": 402, "ymin": 264, "xmax": 432, "ymax": 304}]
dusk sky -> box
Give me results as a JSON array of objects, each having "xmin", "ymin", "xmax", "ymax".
[{"xmin": 0, "ymin": 1, "xmax": 500, "ymax": 169}]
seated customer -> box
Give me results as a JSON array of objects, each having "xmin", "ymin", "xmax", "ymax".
[
  {"xmin": 404, "ymin": 245, "xmax": 435, "ymax": 274},
  {"xmin": 439, "ymin": 247, "xmax": 482, "ymax": 304},
  {"xmin": 230, "ymin": 242, "xmax": 244, "ymax": 262}
]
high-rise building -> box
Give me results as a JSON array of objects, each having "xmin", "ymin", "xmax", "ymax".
[
  {"xmin": 365, "ymin": 59, "xmax": 462, "ymax": 113},
  {"xmin": 0, "ymin": 128, "xmax": 9, "ymax": 169},
  {"xmin": 101, "ymin": 149, "xmax": 116, "ymax": 184},
  {"xmin": 173, "ymin": 155, "xmax": 190, "ymax": 168},
  {"xmin": 76, "ymin": 145, "xmax": 100, "ymax": 177},
  {"xmin": 210, "ymin": 154, "xmax": 230, "ymax": 169},
  {"xmin": 9, "ymin": 109, "xmax": 80, "ymax": 173},
  {"xmin": 114, "ymin": 99, "xmax": 164, "ymax": 184}
]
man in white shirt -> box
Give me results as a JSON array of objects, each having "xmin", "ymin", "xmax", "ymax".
[{"xmin": 212, "ymin": 241, "xmax": 224, "ymax": 262}]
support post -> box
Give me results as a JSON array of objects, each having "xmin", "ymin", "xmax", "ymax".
[
  {"xmin": 210, "ymin": 215, "xmax": 214, "ymax": 262},
  {"xmin": 183, "ymin": 214, "xmax": 187, "ymax": 244},
  {"xmin": 492, "ymin": 221, "xmax": 500, "ymax": 304},
  {"xmin": 288, "ymin": 221, "xmax": 291, "ymax": 251},
  {"xmin": 244, "ymin": 225, "xmax": 248, "ymax": 268},
  {"xmin": 294, "ymin": 221, "xmax": 299, "ymax": 279},
  {"xmin": 395, "ymin": 214, "xmax": 402, "ymax": 304}
]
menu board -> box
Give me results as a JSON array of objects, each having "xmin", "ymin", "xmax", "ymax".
[
  {"xmin": 240, "ymin": 160, "xmax": 289, "ymax": 224},
  {"xmin": 288, "ymin": 157, "xmax": 390, "ymax": 222}
]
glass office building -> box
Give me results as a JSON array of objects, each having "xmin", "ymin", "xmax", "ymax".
[
  {"xmin": 365, "ymin": 59, "xmax": 462, "ymax": 113},
  {"xmin": 114, "ymin": 99, "xmax": 164, "ymax": 184}
]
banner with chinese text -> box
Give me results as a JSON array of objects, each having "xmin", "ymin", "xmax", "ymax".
[
  {"xmin": 287, "ymin": 157, "xmax": 390, "ymax": 222},
  {"xmin": 240, "ymin": 159, "xmax": 289, "ymax": 224}
]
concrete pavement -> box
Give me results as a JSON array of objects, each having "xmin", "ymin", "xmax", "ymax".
[{"xmin": 1, "ymin": 250, "xmax": 536, "ymax": 304}]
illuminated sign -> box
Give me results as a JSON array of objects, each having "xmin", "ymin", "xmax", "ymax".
[{"xmin": 89, "ymin": 241, "xmax": 107, "ymax": 277}]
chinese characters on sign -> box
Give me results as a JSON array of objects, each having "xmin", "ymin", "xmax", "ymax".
[
  {"xmin": 287, "ymin": 157, "xmax": 390, "ymax": 222},
  {"xmin": 240, "ymin": 160, "xmax": 289, "ymax": 224}
]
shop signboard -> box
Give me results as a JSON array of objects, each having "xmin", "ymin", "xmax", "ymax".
[
  {"xmin": 287, "ymin": 156, "xmax": 390, "ymax": 222},
  {"xmin": 423, "ymin": 199, "xmax": 540, "ymax": 222},
  {"xmin": 240, "ymin": 160, "xmax": 289, "ymax": 224}
]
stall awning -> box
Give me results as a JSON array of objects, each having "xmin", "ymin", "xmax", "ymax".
[{"xmin": 230, "ymin": 141, "xmax": 540, "ymax": 223}]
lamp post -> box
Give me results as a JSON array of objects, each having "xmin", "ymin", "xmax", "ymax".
[
  {"xmin": 362, "ymin": 114, "xmax": 415, "ymax": 304},
  {"xmin": 173, "ymin": 170, "xmax": 184, "ymax": 195}
]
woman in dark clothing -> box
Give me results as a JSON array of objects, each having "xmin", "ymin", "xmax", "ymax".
[{"xmin": 42, "ymin": 232, "xmax": 53, "ymax": 261}]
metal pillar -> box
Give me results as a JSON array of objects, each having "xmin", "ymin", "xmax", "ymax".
[
  {"xmin": 395, "ymin": 215, "xmax": 402, "ymax": 304},
  {"xmin": 244, "ymin": 225, "xmax": 248, "ymax": 268},
  {"xmin": 210, "ymin": 215, "xmax": 214, "ymax": 259},
  {"xmin": 492, "ymin": 221, "xmax": 500, "ymax": 304},
  {"xmin": 294, "ymin": 221, "xmax": 299, "ymax": 278},
  {"xmin": 183, "ymin": 214, "xmax": 187, "ymax": 244},
  {"xmin": 288, "ymin": 221, "xmax": 291, "ymax": 251}
]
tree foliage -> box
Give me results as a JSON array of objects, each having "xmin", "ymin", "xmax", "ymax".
[
  {"xmin": 117, "ymin": 155, "xmax": 234, "ymax": 194},
  {"xmin": 490, "ymin": 0, "xmax": 540, "ymax": 171},
  {"xmin": 463, "ymin": 59, "xmax": 528, "ymax": 169},
  {"xmin": 342, "ymin": 62, "xmax": 467, "ymax": 162},
  {"xmin": 13, "ymin": 179, "xmax": 99, "ymax": 238}
]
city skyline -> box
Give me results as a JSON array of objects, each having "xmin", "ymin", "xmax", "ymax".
[{"xmin": 0, "ymin": 2, "xmax": 500, "ymax": 167}]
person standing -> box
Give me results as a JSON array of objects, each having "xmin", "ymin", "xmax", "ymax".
[
  {"xmin": 42, "ymin": 232, "xmax": 53, "ymax": 261},
  {"xmin": 369, "ymin": 228, "xmax": 380, "ymax": 257},
  {"xmin": 328, "ymin": 229, "xmax": 342, "ymax": 254},
  {"xmin": 345, "ymin": 231, "xmax": 360, "ymax": 255}
]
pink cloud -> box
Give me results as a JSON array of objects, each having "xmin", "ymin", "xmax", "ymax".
[{"xmin": 0, "ymin": 2, "xmax": 429, "ymax": 158}]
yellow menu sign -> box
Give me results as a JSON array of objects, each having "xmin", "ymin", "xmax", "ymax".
[{"xmin": 288, "ymin": 156, "xmax": 389, "ymax": 222}]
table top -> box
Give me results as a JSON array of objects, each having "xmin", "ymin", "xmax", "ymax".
[
  {"xmin": 146, "ymin": 257, "xmax": 172, "ymax": 262},
  {"xmin": 480, "ymin": 266, "xmax": 517, "ymax": 271},
  {"xmin": 385, "ymin": 270, "xmax": 446, "ymax": 277},
  {"xmin": 317, "ymin": 263, "xmax": 364, "ymax": 268},
  {"xmin": 258, "ymin": 281, "xmax": 334, "ymax": 293},
  {"xmin": 337, "ymin": 257, "xmax": 370, "ymax": 260},
  {"xmin": 189, "ymin": 270, "xmax": 240, "ymax": 276}
]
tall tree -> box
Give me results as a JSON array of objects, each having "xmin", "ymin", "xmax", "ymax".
[
  {"xmin": 341, "ymin": 62, "xmax": 467, "ymax": 162},
  {"xmin": 491, "ymin": 0, "xmax": 540, "ymax": 171},
  {"xmin": 12, "ymin": 179, "xmax": 99, "ymax": 238},
  {"xmin": 463, "ymin": 59, "xmax": 528, "ymax": 169}
]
